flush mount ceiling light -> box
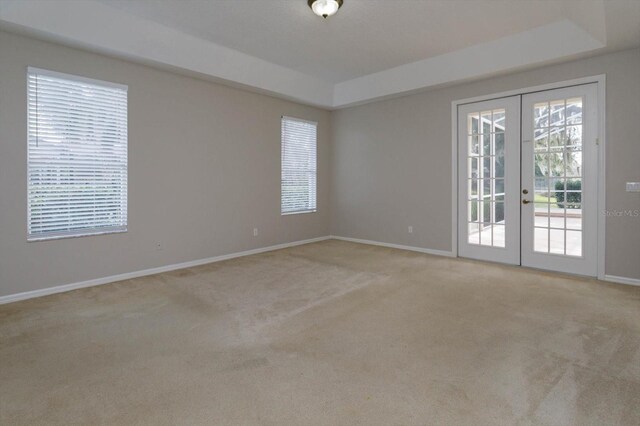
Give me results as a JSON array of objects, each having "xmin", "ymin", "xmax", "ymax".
[{"xmin": 308, "ymin": 0, "xmax": 343, "ymax": 19}]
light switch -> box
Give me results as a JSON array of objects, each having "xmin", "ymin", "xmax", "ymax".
[{"xmin": 626, "ymin": 182, "xmax": 640, "ymax": 192}]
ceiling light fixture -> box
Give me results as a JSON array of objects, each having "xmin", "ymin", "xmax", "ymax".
[{"xmin": 308, "ymin": 0, "xmax": 343, "ymax": 19}]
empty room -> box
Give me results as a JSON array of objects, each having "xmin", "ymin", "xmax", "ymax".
[{"xmin": 1, "ymin": 0, "xmax": 639, "ymax": 424}]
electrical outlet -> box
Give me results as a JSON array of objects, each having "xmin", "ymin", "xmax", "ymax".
[
  {"xmin": 253, "ymin": 228, "xmax": 258, "ymax": 237},
  {"xmin": 408, "ymin": 226, "xmax": 413, "ymax": 234},
  {"xmin": 626, "ymin": 182, "xmax": 640, "ymax": 192}
]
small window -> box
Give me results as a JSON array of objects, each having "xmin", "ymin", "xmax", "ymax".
[
  {"xmin": 27, "ymin": 68, "xmax": 128, "ymax": 241},
  {"xmin": 281, "ymin": 116, "xmax": 317, "ymax": 215}
]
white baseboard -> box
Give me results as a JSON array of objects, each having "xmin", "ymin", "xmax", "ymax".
[
  {"xmin": 0, "ymin": 236, "xmax": 332, "ymax": 305},
  {"xmin": 330, "ymin": 237, "xmax": 640, "ymax": 286},
  {"xmin": 603, "ymin": 275, "xmax": 640, "ymax": 287},
  {"xmin": 330, "ymin": 235, "xmax": 455, "ymax": 258},
  {"xmin": 4, "ymin": 235, "xmax": 633, "ymax": 305}
]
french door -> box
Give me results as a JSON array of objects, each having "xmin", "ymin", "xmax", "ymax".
[
  {"xmin": 457, "ymin": 96, "xmax": 521, "ymax": 264},
  {"xmin": 457, "ymin": 84, "xmax": 599, "ymax": 276}
]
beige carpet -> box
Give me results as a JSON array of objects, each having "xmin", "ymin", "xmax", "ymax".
[{"xmin": 1, "ymin": 240, "xmax": 639, "ymax": 425}]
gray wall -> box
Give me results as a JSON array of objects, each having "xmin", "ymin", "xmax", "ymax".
[
  {"xmin": 1, "ymin": 30, "xmax": 638, "ymax": 299},
  {"xmin": 331, "ymin": 48, "xmax": 640, "ymax": 280},
  {"xmin": 0, "ymin": 31, "xmax": 331, "ymax": 297}
]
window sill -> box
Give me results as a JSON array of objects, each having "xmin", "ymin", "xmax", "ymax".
[
  {"xmin": 281, "ymin": 210, "xmax": 317, "ymax": 216},
  {"xmin": 27, "ymin": 227, "xmax": 127, "ymax": 242}
]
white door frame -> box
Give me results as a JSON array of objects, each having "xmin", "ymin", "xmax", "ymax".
[{"xmin": 451, "ymin": 75, "xmax": 606, "ymax": 279}]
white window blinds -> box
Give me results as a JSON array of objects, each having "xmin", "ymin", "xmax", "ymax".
[
  {"xmin": 281, "ymin": 116, "xmax": 317, "ymax": 215},
  {"xmin": 27, "ymin": 67, "xmax": 128, "ymax": 241}
]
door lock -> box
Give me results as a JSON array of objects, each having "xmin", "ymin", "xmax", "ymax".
[{"xmin": 522, "ymin": 189, "xmax": 529, "ymax": 194}]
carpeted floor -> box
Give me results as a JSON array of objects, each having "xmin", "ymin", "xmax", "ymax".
[{"xmin": 1, "ymin": 239, "xmax": 639, "ymax": 425}]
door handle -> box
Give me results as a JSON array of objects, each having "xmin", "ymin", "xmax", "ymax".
[{"xmin": 522, "ymin": 199, "xmax": 531, "ymax": 205}]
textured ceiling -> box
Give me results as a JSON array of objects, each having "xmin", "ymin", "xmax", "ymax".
[{"xmin": 97, "ymin": 0, "xmax": 640, "ymax": 84}]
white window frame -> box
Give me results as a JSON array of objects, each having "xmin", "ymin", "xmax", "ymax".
[
  {"xmin": 281, "ymin": 116, "xmax": 318, "ymax": 215},
  {"xmin": 26, "ymin": 67, "xmax": 128, "ymax": 241}
]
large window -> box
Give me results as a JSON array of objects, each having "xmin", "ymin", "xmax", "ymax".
[
  {"xmin": 27, "ymin": 68, "xmax": 128, "ymax": 241},
  {"xmin": 281, "ymin": 116, "xmax": 317, "ymax": 215}
]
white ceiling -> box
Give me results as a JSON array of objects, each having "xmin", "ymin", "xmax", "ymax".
[
  {"xmin": 1, "ymin": 0, "xmax": 639, "ymax": 108},
  {"xmin": 98, "ymin": 0, "xmax": 603, "ymax": 84}
]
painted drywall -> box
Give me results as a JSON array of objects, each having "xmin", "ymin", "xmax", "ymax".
[
  {"xmin": 0, "ymin": 31, "xmax": 331, "ymax": 297},
  {"xmin": 331, "ymin": 47, "xmax": 640, "ymax": 280},
  {"xmin": 1, "ymin": 30, "xmax": 638, "ymax": 299}
]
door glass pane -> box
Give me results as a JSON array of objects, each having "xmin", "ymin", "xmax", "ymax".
[
  {"xmin": 469, "ymin": 179, "xmax": 478, "ymax": 197},
  {"xmin": 534, "ymin": 227, "xmax": 548, "ymax": 252},
  {"xmin": 469, "ymin": 113, "xmax": 480, "ymax": 134},
  {"xmin": 534, "ymin": 102, "xmax": 549, "ymax": 128},
  {"xmin": 566, "ymin": 231, "xmax": 582, "ymax": 256},
  {"xmin": 468, "ymin": 223, "xmax": 480, "ymax": 245},
  {"xmin": 466, "ymin": 108, "xmax": 507, "ymax": 247},
  {"xmin": 483, "ymin": 178, "xmax": 491, "ymax": 195},
  {"xmin": 468, "ymin": 200, "xmax": 479, "ymax": 222},
  {"xmin": 535, "ymin": 153, "xmax": 551, "ymax": 177},
  {"xmin": 550, "ymin": 100, "xmax": 565, "ymax": 126},
  {"xmin": 469, "ymin": 135, "xmax": 479, "ymax": 155},
  {"xmin": 566, "ymin": 125, "xmax": 582, "ymax": 148},
  {"xmin": 565, "ymin": 151, "xmax": 582, "ymax": 177},
  {"xmin": 482, "ymin": 133, "xmax": 491, "ymax": 156},
  {"xmin": 494, "ymin": 179, "xmax": 505, "ymax": 199},
  {"xmin": 534, "ymin": 134, "xmax": 548, "ymax": 152},
  {"xmin": 469, "ymin": 158, "xmax": 479, "ymax": 179},
  {"xmin": 494, "ymin": 202, "xmax": 505, "ymax": 224},
  {"xmin": 550, "ymin": 229, "xmax": 565, "ymax": 254},
  {"xmin": 481, "ymin": 200, "xmax": 491, "ymax": 223},
  {"xmin": 533, "ymin": 202, "xmax": 549, "ymax": 227},
  {"xmin": 566, "ymin": 205, "xmax": 582, "ymax": 230},
  {"xmin": 494, "ymin": 133, "xmax": 505, "ymax": 177},
  {"xmin": 493, "ymin": 224, "xmax": 505, "ymax": 248},
  {"xmin": 479, "ymin": 223, "xmax": 493, "ymax": 246},
  {"xmin": 531, "ymin": 97, "xmax": 583, "ymax": 257},
  {"xmin": 549, "ymin": 127, "xmax": 565, "ymax": 151},
  {"xmin": 493, "ymin": 110, "xmax": 505, "ymax": 127},
  {"xmin": 566, "ymin": 98, "xmax": 582, "ymax": 124},
  {"xmin": 481, "ymin": 111, "xmax": 492, "ymax": 135}
]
